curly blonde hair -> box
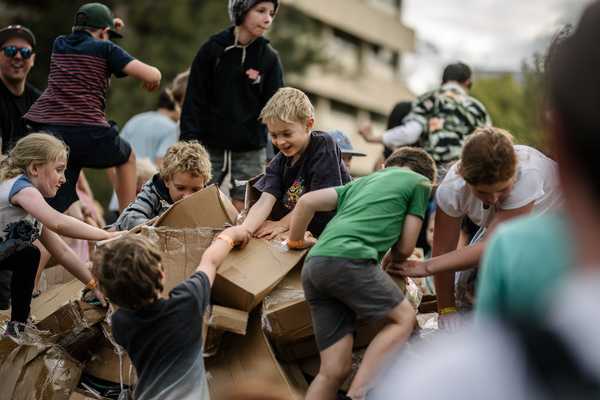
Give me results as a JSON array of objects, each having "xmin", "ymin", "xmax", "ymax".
[
  {"xmin": 0, "ymin": 133, "xmax": 68, "ymax": 184},
  {"xmin": 261, "ymin": 87, "xmax": 314, "ymax": 126},
  {"xmin": 159, "ymin": 140, "xmax": 212, "ymax": 183}
]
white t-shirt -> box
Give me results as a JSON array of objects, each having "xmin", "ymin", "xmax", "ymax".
[
  {"xmin": 436, "ymin": 145, "xmax": 564, "ymax": 227},
  {"xmin": 0, "ymin": 175, "xmax": 42, "ymax": 235}
]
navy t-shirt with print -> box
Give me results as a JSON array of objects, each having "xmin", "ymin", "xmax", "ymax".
[{"xmin": 254, "ymin": 130, "xmax": 352, "ymax": 236}]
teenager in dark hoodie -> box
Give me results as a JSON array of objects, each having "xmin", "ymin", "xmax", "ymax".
[{"xmin": 180, "ymin": 0, "xmax": 284, "ymax": 212}]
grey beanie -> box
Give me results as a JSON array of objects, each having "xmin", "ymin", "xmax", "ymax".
[{"xmin": 228, "ymin": 0, "xmax": 279, "ymax": 26}]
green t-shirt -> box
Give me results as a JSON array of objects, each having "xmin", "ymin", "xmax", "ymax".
[{"xmin": 306, "ymin": 167, "xmax": 431, "ymax": 262}]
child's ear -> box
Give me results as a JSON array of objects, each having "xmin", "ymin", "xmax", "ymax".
[
  {"xmin": 305, "ymin": 117, "xmax": 315, "ymax": 132},
  {"xmin": 162, "ymin": 176, "xmax": 170, "ymax": 188},
  {"xmin": 29, "ymin": 163, "xmax": 39, "ymax": 176}
]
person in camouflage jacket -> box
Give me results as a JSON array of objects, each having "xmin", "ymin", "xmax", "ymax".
[{"xmin": 359, "ymin": 63, "xmax": 491, "ymax": 165}]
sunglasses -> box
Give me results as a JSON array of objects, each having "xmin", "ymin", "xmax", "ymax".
[{"xmin": 1, "ymin": 46, "xmax": 33, "ymax": 59}]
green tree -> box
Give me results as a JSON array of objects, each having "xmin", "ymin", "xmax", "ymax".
[{"xmin": 0, "ymin": 0, "xmax": 328, "ymax": 212}]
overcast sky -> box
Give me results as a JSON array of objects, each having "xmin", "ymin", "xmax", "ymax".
[{"xmin": 400, "ymin": 0, "xmax": 592, "ymax": 93}]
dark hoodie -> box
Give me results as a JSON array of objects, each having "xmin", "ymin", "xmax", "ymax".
[{"xmin": 180, "ymin": 26, "xmax": 284, "ymax": 151}]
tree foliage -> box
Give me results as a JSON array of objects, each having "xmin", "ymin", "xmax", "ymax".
[{"xmin": 0, "ymin": 0, "xmax": 326, "ymax": 127}]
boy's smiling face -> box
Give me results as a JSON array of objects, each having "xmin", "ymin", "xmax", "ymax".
[
  {"xmin": 163, "ymin": 172, "xmax": 205, "ymax": 203},
  {"xmin": 268, "ymin": 117, "xmax": 314, "ymax": 164}
]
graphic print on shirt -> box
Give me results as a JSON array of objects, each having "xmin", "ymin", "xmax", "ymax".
[{"xmin": 283, "ymin": 178, "xmax": 304, "ymax": 210}]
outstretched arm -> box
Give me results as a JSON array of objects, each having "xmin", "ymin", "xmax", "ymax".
[
  {"xmin": 242, "ymin": 192, "xmax": 277, "ymax": 235},
  {"xmin": 122, "ymin": 60, "xmax": 161, "ymax": 92},
  {"xmin": 12, "ymin": 187, "xmax": 121, "ymax": 241},
  {"xmin": 39, "ymin": 229, "xmax": 107, "ymax": 307},
  {"xmin": 197, "ymin": 225, "xmax": 252, "ymax": 285},
  {"xmin": 286, "ymin": 188, "xmax": 339, "ymax": 249}
]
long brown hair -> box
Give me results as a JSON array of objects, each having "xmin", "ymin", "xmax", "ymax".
[{"xmin": 457, "ymin": 127, "xmax": 517, "ymax": 186}]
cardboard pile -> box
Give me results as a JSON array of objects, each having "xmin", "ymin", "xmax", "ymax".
[{"xmin": 0, "ymin": 184, "xmax": 428, "ymax": 399}]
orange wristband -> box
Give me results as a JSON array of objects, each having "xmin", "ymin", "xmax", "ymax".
[
  {"xmin": 217, "ymin": 234, "xmax": 234, "ymax": 250},
  {"xmin": 87, "ymin": 277, "xmax": 98, "ymax": 290},
  {"xmin": 285, "ymin": 237, "xmax": 304, "ymax": 247}
]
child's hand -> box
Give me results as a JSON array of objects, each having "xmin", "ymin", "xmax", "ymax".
[
  {"xmin": 113, "ymin": 18, "xmax": 125, "ymax": 31},
  {"xmin": 358, "ymin": 121, "xmax": 374, "ymax": 141},
  {"xmin": 141, "ymin": 81, "xmax": 160, "ymax": 93},
  {"xmin": 92, "ymin": 287, "xmax": 108, "ymax": 307},
  {"xmin": 283, "ymin": 231, "xmax": 316, "ymax": 249},
  {"xmin": 386, "ymin": 259, "xmax": 430, "ymax": 277},
  {"xmin": 222, "ymin": 225, "xmax": 252, "ymax": 249},
  {"xmin": 254, "ymin": 220, "xmax": 288, "ymax": 240},
  {"xmin": 107, "ymin": 230, "xmax": 127, "ymax": 239}
]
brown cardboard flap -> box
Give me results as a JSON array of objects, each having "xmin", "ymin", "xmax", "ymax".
[
  {"xmin": 206, "ymin": 305, "xmax": 249, "ymax": 335},
  {"xmin": 212, "ymin": 237, "xmax": 307, "ymax": 311},
  {"xmin": 153, "ymin": 184, "xmax": 238, "ymax": 228},
  {"xmin": 69, "ymin": 388, "xmax": 111, "ymax": 399},
  {"xmin": 205, "ymin": 312, "xmax": 304, "ymax": 400},
  {"xmin": 83, "ymin": 322, "xmax": 136, "ymax": 386},
  {"xmin": 0, "ymin": 342, "xmax": 83, "ymax": 400},
  {"xmin": 31, "ymin": 279, "xmax": 87, "ymax": 323}
]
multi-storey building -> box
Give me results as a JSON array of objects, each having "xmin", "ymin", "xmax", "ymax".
[{"xmin": 282, "ymin": 0, "xmax": 415, "ymax": 175}]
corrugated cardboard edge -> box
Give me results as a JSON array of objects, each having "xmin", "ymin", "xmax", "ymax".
[{"xmin": 205, "ymin": 312, "xmax": 304, "ymax": 399}]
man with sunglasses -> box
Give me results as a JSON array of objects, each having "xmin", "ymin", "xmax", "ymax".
[
  {"xmin": 0, "ymin": 25, "xmax": 41, "ymax": 313},
  {"xmin": 0, "ymin": 25, "xmax": 41, "ymax": 155}
]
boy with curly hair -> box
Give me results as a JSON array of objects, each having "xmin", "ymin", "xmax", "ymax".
[
  {"xmin": 106, "ymin": 140, "xmax": 211, "ymax": 231},
  {"xmin": 94, "ymin": 226, "xmax": 251, "ymax": 399}
]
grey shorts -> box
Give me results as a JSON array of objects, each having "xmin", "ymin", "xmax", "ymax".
[
  {"xmin": 207, "ymin": 146, "xmax": 266, "ymax": 200},
  {"xmin": 302, "ymin": 256, "xmax": 405, "ymax": 351}
]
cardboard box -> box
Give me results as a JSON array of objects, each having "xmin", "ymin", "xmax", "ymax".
[
  {"xmin": 203, "ymin": 304, "xmax": 249, "ymax": 356},
  {"xmin": 36, "ymin": 301, "xmax": 106, "ymax": 361},
  {"xmin": 296, "ymin": 347, "xmax": 367, "ymax": 392},
  {"xmin": 83, "ymin": 322, "xmax": 136, "ymax": 387},
  {"xmin": 262, "ymin": 264, "xmax": 409, "ymax": 361},
  {"xmin": 31, "ymin": 279, "xmax": 90, "ymax": 323},
  {"xmin": 69, "ymin": 388, "xmax": 110, "ymax": 399},
  {"xmin": 124, "ymin": 184, "xmax": 309, "ymax": 312},
  {"xmin": 0, "ymin": 341, "xmax": 83, "ymax": 400},
  {"xmin": 205, "ymin": 312, "xmax": 304, "ymax": 400}
]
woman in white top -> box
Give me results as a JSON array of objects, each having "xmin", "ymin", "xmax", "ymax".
[{"xmin": 389, "ymin": 127, "xmax": 564, "ymax": 331}]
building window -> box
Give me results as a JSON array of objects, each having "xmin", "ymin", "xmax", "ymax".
[{"xmin": 331, "ymin": 99, "xmax": 358, "ymax": 118}]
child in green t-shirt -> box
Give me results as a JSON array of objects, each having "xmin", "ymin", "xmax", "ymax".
[{"xmin": 286, "ymin": 146, "xmax": 436, "ymax": 400}]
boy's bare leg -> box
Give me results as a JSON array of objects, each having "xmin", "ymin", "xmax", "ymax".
[
  {"xmin": 115, "ymin": 150, "xmax": 137, "ymax": 213},
  {"xmin": 232, "ymin": 198, "xmax": 245, "ymax": 212},
  {"xmin": 346, "ymin": 299, "xmax": 416, "ymax": 400},
  {"xmin": 305, "ymin": 333, "xmax": 354, "ymax": 400}
]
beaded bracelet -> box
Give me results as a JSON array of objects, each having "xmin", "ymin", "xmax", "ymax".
[
  {"xmin": 217, "ymin": 234, "xmax": 234, "ymax": 250},
  {"xmin": 285, "ymin": 237, "xmax": 304, "ymax": 247}
]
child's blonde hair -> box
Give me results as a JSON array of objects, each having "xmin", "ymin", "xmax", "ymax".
[
  {"xmin": 457, "ymin": 127, "xmax": 517, "ymax": 186},
  {"xmin": 385, "ymin": 146, "xmax": 437, "ymax": 183},
  {"xmin": 0, "ymin": 133, "xmax": 68, "ymax": 184},
  {"xmin": 159, "ymin": 140, "xmax": 212, "ymax": 183},
  {"xmin": 261, "ymin": 87, "xmax": 314, "ymax": 125},
  {"xmin": 93, "ymin": 235, "xmax": 163, "ymax": 310}
]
